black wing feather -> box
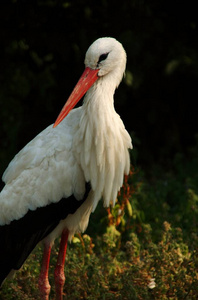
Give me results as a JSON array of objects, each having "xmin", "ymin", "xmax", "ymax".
[{"xmin": 0, "ymin": 182, "xmax": 91, "ymax": 285}]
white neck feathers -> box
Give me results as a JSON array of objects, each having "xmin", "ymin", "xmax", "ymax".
[{"xmin": 73, "ymin": 82, "xmax": 132, "ymax": 211}]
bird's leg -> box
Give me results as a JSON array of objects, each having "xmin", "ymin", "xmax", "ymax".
[
  {"xmin": 38, "ymin": 242, "xmax": 52, "ymax": 300},
  {"xmin": 54, "ymin": 229, "xmax": 69, "ymax": 300}
]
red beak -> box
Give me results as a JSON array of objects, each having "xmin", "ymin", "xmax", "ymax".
[{"xmin": 53, "ymin": 67, "xmax": 99, "ymax": 128}]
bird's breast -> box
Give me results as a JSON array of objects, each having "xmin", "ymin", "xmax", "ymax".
[{"xmin": 73, "ymin": 107, "xmax": 132, "ymax": 211}]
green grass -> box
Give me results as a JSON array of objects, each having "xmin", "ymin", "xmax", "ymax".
[{"xmin": 1, "ymin": 147, "xmax": 198, "ymax": 299}]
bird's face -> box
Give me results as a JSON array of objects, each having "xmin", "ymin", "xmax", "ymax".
[
  {"xmin": 84, "ymin": 37, "xmax": 126, "ymax": 79},
  {"xmin": 54, "ymin": 37, "xmax": 126, "ymax": 128}
]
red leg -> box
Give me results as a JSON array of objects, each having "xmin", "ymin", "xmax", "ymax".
[
  {"xmin": 54, "ymin": 229, "xmax": 69, "ymax": 300},
  {"xmin": 38, "ymin": 243, "xmax": 52, "ymax": 300}
]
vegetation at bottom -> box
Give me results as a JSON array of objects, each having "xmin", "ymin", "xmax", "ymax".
[{"xmin": 1, "ymin": 142, "xmax": 198, "ymax": 300}]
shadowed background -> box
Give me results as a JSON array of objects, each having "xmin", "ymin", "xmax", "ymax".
[
  {"xmin": 0, "ymin": 0, "xmax": 198, "ymax": 177},
  {"xmin": 0, "ymin": 2, "xmax": 198, "ymax": 299}
]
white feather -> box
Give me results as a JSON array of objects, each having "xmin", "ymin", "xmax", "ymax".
[
  {"xmin": 0, "ymin": 110, "xmax": 85, "ymax": 225},
  {"xmin": 0, "ymin": 37, "xmax": 132, "ymax": 239}
]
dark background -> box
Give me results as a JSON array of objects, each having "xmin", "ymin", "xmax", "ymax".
[{"xmin": 0, "ymin": 0, "xmax": 198, "ymax": 176}]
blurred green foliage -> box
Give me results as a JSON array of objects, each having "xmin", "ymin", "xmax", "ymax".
[
  {"xmin": 0, "ymin": 1, "xmax": 198, "ymax": 299},
  {"xmin": 1, "ymin": 144, "xmax": 198, "ymax": 299}
]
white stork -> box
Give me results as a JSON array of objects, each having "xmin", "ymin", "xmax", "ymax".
[{"xmin": 0, "ymin": 37, "xmax": 132, "ymax": 299}]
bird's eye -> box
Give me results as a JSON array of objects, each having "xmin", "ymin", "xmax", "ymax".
[{"xmin": 98, "ymin": 53, "xmax": 109, "ymax": 64}]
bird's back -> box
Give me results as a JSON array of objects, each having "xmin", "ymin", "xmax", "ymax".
[
  {"xmin": 0, "ymin": 108, "xmax": 91, "ymax": 285},
  {"xmin": 0, "ymin": 108, "xmax": 86, "ymax": 226}
]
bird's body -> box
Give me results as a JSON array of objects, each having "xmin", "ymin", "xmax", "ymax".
[{"xmin": 0, "ymin": 37, "xmax": 132, "ymax": 299}]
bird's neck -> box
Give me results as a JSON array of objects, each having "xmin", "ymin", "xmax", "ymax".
[
  {"xmin": 84, "ymin": 81, "xmax": 115, "ymax": 117},
  {"xmin": 73, "ymin": 81, "xmax": 131, "ymax": 211}
]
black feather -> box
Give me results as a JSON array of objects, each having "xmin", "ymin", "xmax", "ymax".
[{"xmin": 0, "ymin": 182, "xmax": 91, "ymax": 285}]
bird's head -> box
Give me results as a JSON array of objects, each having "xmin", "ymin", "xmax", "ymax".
[
  {"xmin": 85, "ymin": 37, "xmax": 126, "ymax": 83},
  {"xmin": 53, "ymin": 37, "xmax": 126, "ymax": 128}
]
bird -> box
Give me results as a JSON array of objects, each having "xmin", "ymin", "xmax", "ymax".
[{"xmin": 0, "ymin": 37, "xmax": 132, "ymax": 300}]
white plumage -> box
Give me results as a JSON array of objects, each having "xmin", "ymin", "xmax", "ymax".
[
  {"xmin": 1, "ymin": 111, "xmax": 84, "ymax": 226},
  {"xmin": 0, "ymin": 37, "xmax": 132, "ymax": 299}
]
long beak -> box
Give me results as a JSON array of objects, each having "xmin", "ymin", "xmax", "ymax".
[{"xmin": 53, "ymin": 67, "xmax": 99, "ymax": 128}]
